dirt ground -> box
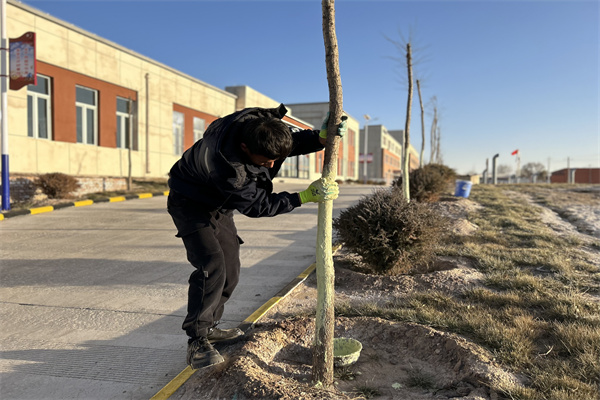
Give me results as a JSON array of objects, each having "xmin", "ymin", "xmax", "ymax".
[{"xmin": 172, "ymin": 185, "xmax": 600, "ymax": 400}]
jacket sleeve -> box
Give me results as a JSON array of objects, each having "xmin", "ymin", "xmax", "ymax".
[
  {"xmin": 216, "ymin": 172, "xmax": 302, "ymax": 218},
  {"xmin": 288, "ymin": 129, "xmax": 325, "ymax": 157}
]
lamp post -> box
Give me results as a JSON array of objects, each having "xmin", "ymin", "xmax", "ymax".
[{"xmin": 362, "ymin": 115, "xmax": 370, "ymax": 184}]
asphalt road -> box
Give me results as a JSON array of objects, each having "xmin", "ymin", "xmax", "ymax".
[{"xmin": 0, "ymin": 182, "xmax": 377, "ymax": 400}]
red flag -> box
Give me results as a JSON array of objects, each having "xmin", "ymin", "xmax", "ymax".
[{"xmin": 511, "ymin": 149, "xmax": 519, "ymax": 156}]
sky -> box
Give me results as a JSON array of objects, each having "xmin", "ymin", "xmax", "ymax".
[{"xmin": 20, "ymin": 0, "xmax": 599, "ymax": 175}]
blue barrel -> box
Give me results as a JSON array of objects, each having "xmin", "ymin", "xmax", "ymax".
[{"xmin": 454, "ymin": 180, "xmax": 473, "ymax": 198}]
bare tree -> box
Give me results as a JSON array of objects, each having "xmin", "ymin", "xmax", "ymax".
[
  {"xmin": 416, "ymin": 79, "xmax": 425, "ymax": 168},
  {"xmin": 497, "ymin": 164, "xmax": 513, "ymax": 176},
  {"xmin": 520, "ymin": 162, "xmax": 548, "ymax": 182},
  {"xmin": 428, "ymin": 96, "xmax": 438, "ymax": 164},
  {"xmin": 401, "ymin": 43, "xmax": 413, "ymax": 200},
  {"xmin": 313, "ymin": 0, "xmax": 343, "ymax": 388},
  {"xmin": 385, "ymin": 31, "xmax": 420, "ymax": 200}
]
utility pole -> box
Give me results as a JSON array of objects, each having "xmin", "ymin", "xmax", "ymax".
[{"xmin": 1, "ymin": 0, "xmax": 10, "ymax": 210}]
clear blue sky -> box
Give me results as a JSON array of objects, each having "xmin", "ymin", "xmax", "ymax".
[{"xmin": 22, "ymin": 0, "xmax": 599, "ymax": 174}]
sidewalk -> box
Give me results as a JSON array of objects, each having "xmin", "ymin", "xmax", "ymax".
[{"xmin": 0, "ymin": 182, "xmax": 375, "ymax": 400}]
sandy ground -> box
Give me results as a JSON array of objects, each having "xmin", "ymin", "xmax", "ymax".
[{"xmin": 171, "ymin": 185, "xmax": 600, "ymax": 400}]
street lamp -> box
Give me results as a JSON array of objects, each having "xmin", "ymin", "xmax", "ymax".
[{"xmin": 362, "ymin": 114, "xmax": 378, "ymax": 184}]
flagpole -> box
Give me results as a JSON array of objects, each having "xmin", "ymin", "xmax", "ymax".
[{"xmin": 1, "ymin": 0, "xmax": 10, "ymax": 210}]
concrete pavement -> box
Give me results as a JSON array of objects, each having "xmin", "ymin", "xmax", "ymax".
[{"xmin": 0, "ymin": 182, "xmax": 376, "ymax": 400}]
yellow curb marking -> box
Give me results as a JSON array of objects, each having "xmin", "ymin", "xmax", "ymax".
[
  {"xmin": 30, "ymin": 206, "xmax": 54, "ymax": 215},
  {"xmin": 74, "ymin": 200, "xmax": 94, "ymax": 207},
  {"xmin": 109, "ymin": 196, "xmax": 126, "ymax": 203},
  {"xmin": 0, "ymin": 214, "xmax": 4, "ymax": 221},
  {"xmin": 149, "ymin": 249, "xmax": 343, "ymax": 399},
  {"xmin": 150, "ymin": 366, "xmax": 196, "ymax": 400},
  {"xmin": 163, "ymin": 190, "xmax": 170, "ymax": 196},
  {"xmin": 242, "ymin": 297, "xmax": 283, "ymax": 325},
  {"xmin": 138, "ymin": 193, "xmax": 153, "ymax": 199}
]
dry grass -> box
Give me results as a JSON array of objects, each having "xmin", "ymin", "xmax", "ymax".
[{"xmin": 337, "ymin": 184, "xmax": 600, "ymax": 400}]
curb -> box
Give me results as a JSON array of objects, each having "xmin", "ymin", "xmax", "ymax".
[
  {"xmin": 150, "ymin": 243, "xmax": 342, "ymax": 400},
  {"xmin": 0, "ymin": 191, "xmax": 170, "ymax": 221}
]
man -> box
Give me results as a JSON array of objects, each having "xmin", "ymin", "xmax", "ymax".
[{"xmin": 167, "ymin": 103, "xmax": 347, "ymax": 369}]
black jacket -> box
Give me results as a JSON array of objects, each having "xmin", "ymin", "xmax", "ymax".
[{"xmin": 168, "ymin": 104, "xmax": 324, "ymax": 219}]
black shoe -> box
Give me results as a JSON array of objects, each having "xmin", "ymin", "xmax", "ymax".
[
  {"xmin": 186, "ymin": 337, "xmax": 224, "ymax": 370},
  {"xmin": 207, "ymin": 327, "xmax": 244, "ymax": 344}
]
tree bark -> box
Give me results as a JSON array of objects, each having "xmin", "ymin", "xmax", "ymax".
[
  {"xmin": 312, "ymin": 0, "xmax": 343, "ymax": 389},
  {"xmin": 416, "ymin": 79, "xmax": 425, "ymax": 169},
  {"xmin": 402, "ymin": 43, "xmax": 413, "ymax": 201}
]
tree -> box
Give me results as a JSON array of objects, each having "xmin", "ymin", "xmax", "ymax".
[
  {"xmin": 401, "ymin": 43, "xmax": 413, "ymax": 201},
  {"xmin": 497, "ymin": 164, "xmax": 513, "ymax": 176},
  {"xmin": 520, "ymin": 162, "xmax": 548, "ymax": 182},
  {"xmin": 313, "ymin": 0, "xmax": 343, "ymax": 389},
  {"xmin": 416, "ymin": 80, "xmax": 425, "ymax": 168},
  {"xmin": 428, "ymin": 96, "xmax": 442, "ymax": 165}
]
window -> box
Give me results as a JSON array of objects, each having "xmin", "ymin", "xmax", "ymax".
[
  {"xmin": 193, "ymin": 117, "xmax": 205, "ymax": 142},
  {"xmin": 116, "ymin": 97, "xmax": 131, "ymax": 149},
  {"xmin": 27, "ymin": 74, "xmax": 52, "ymax": 139},
  {"xmin": 76, "ymin": 86, "xmax": 97, "ymax": 145},
  {"xmin": 173, "ymin": 111, "xmax": 184, "ymax": 155}
]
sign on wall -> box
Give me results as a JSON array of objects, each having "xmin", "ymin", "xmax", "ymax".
[{"xmin": 9, "ymin": 32, "xmax": 37, "ymax": 90}]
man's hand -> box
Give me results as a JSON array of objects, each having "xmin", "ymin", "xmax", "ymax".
[
  {"xmin": 319, "ymin": 113, "xmax": 348, "ymax": 140},
  {"xmin": 299, "ymin": 179, "xmax": 339, "ymax": 203}
]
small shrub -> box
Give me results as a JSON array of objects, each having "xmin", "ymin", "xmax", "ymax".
[
  {"xmin": 394, "ymin": 164, "xmax": 456, "ymax": 202},
  {"xmin": 333, "ymin": 188, "xmax": 448, "ymax": 274},
  {"xmin": 36, "ymin": 173, "xmax": 80, "ymax": 199}
]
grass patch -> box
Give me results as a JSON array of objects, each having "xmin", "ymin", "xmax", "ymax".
[{"xmin": 336, "ymin": 184, "xmax": 600, "ymax": 399}]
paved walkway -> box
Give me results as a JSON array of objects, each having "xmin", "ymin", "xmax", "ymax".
[{"xmin": 0, "ymin": 182, "xmax": 376, "ymax": 400}]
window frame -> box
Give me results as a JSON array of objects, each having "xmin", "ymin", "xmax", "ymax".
[
  {"xmin": 173, "ymin": 110, "xmax": 184, "ymax": 155},
  {"xmin": 75, "ymin": 85, "xmax": 98, "ymax": 145},
  {"xmin": 27, "ymin": 74, "xmax": 52, "ymax": 140},
  {"xmin": 116, "ymin": 97, "xmax": 132, "ymax": 149}
]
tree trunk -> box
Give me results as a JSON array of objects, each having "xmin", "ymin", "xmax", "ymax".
[
  {"xmin": 401, "ymin": 43, "xmax": 413, "ymax": 201},
  {"xmin": 416, "ymin": 79, "xmax": 425, "ymax": 169},
  {"xmin": 429, "ymin": 102, "xmax": 437, "ymax": 164},
  {"xmin": 312, "ymin": 0, "xmax": 343, "ymax": 389}
]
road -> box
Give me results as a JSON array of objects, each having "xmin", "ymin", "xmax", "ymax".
[{"xmin": 0, "ymin": 182, "xmax": 376, "ymax": 400}]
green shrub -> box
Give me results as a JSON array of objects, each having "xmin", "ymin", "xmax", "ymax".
[
  {"xmin": 333, "ymin": 187, "xmax": 448, "ymax": 274},
  {"xmin": 394, "ymin": 164, "xmax": 456, "ymax": 202},
  {"xmin": 36, "ymin": 173, "xmax": 80, "ymax": 199}
]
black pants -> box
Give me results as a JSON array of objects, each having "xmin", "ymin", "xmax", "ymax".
[{"xmin": 168, "ymin": 193, "xmax": 242, "ymax": 339}]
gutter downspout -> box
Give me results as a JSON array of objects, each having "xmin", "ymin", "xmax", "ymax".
[{"xmin": 145, "ymin": 73, "xmax": 150, "ymax": 174}]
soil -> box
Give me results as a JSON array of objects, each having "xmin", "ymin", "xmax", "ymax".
[{"xmin": 172, "ymin": 186, "xmax": 600, "ymax": 400}]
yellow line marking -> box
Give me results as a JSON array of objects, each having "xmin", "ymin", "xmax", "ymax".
[
  {"xmin": 242, "ymin": 296, "xmax": 282, "ymax": 325},
  {"xmin": 150, "ymin": 366, "xmax": 196, "ymax": 400},
  {"xmin": 109, "ymin": 196, "xmax": 126, "ymax": 203},
  {"xmin": 150, "ymin": 245, "xmax": 342, "ymax": 399},
  {"xmin": 138, "ymin": 193, "xmax": 153, "ymax": 199},
  {"xmin": 298, "ymin": 263, "xmax": 317, "ymax": 279},
  {"xmin": 74, "ymin": 200, "xmax": 94, "ymax": 207},
  {"xmin": 0, "ymin": 214, "xmax": 4, "ymax": 221},
  {"xmin": 30, "ymin": 206, "xmax": 54, "ymax": 215},
  {"xmin": 163, "ymin": 190, "xmax": 170, "ymax": 196}
]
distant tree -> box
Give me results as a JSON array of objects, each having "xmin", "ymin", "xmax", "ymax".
[
  {"xmin": 416, "ymin": 79, "xmax": 425, "ymax": 168},
  {"xmin": 428, "ymin": 97, "xmax": 442, "ymax": 164},
  {"xmin": 520, "ymin": 162, "xmax": 548, "ymax": 182},
  {"xmin": 497, "ymin": 164, "xmax": 513, "ymax": 176}
]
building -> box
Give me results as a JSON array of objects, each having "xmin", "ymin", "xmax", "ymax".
[
  {"xmin": 357, "ymin": 125, "xmax": 419, "ymax": 185},
  {"xmin": 388, "ymin": 129, "xmax": 420, "ymax": 172},
  {"xmin": 284, "ymin": 102, "xmax": 360, "ymax": 182},
  {"xmin": 551, "ymin": 168, "xmax": 600, "ymax": 184},
  {"xmin": 2, "ymin": 1, "xmax": 363, "ymax": 204}
]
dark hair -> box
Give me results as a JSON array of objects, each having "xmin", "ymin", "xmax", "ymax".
[{"xmin": 240, "ymin": 117, "xmax": 293, "ymax": 160}]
